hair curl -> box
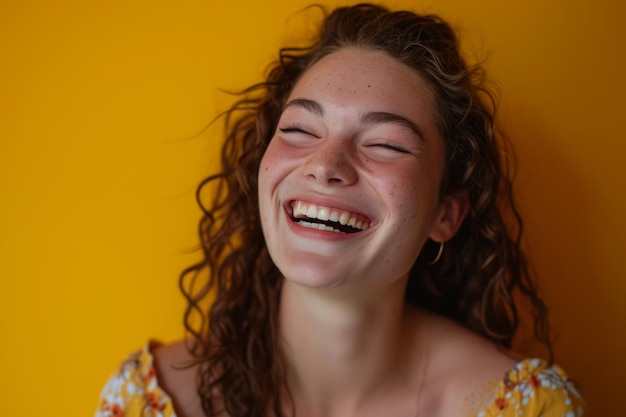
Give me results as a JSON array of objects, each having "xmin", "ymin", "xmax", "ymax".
[{"xmin": 179, "ymin": 4, "xmax": 551, "ymax": 416}]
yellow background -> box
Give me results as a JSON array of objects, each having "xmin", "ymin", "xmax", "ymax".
[{"xmin": 1, "ymin": 0, "xmax": 624, "ymax": 414}]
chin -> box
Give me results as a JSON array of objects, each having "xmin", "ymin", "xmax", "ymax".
[{"xmin": 278, "ymin": 264, "xmax": 349, "ymax": 289}]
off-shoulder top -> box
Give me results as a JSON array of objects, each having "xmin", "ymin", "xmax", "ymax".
[{"xmin": 95, "ymin": 342, "xmax": 585, "ymax": 417}]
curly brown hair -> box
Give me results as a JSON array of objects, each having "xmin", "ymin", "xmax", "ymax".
[{"xmin": 179, "ymin": 3, "xmax": 551, "ymax": 416}]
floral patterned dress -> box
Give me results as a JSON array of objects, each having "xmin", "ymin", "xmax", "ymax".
[{"xmin": 95, "ymin": 343, "xmax": 585, "ymax": 417}]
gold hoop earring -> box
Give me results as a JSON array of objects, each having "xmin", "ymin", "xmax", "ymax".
[{"xmin": 424, "ymin": 241, "xmax": 444, "ymax": 265}]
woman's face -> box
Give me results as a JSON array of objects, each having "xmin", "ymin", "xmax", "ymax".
[{"xmin": 258, "ymin": 47, "xmax": 465, "ymax": 292}]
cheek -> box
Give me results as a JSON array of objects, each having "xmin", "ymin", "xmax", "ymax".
[
  {"xmin": 257, "ymin": 140, "xmax": 298, "ymax": 222},
  {"xmin": 259, "ymin": 140, "xmax": 274, "ymax": 172},
  {"xmin": 379, "ymin": 167, "xmax": 439, "ymax": 227},
  {"xmin": 257, "ymin": 146, "xmax": 277, "ymax": 222},
  {"xmin": 380, "ymin": 166, "xmax": 419, "ymax": 201},
  {"xmin": 258, "ymin": 158, "xmax": 270, "ymax": 189},
  {"xmin": 258, "ymin": 141, "xmax": 280, "ymax": 190},
  {"xmin": 259, "ymin": 139, "xmax": 306, "ymax": 189}
]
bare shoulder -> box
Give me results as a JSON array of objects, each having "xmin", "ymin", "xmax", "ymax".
[
  {"xmin": 425, "ymin": 311, "xmax": 517, "ymax": 377},
  {"xmin": 415, "ymin": 310, "xmax": 518, "ymax": 417},
  {"xmin": 152, "ymin": 340, "xmax": 205, "ymax": 417},
  {"xmin": 153, "ymin": 339, "xmax": 196, "ymax": 367}
]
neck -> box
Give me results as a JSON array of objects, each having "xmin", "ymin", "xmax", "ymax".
[{"xmin": 278, "ymin": 278, "xmax": 424, "ymax": 416}]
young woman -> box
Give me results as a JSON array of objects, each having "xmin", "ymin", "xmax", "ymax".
[{"xmin": 96, "ymin": 4, "xmax": 585, "ymax": 417}]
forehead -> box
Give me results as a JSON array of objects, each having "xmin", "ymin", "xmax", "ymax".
[{"xmin": 289, "ymin": 47, "xmax": 437, "ymax": 121}]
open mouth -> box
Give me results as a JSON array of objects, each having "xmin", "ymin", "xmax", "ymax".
[{"xmin": 290, "ymin": 200, "xmax": 371, "ymax": 234}]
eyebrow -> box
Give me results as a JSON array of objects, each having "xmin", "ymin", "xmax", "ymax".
[
  {"xmin": 362, "ymin": 111, "xmax": 425, "ymax": 143},
  {"xmin": 283, "ymin": 98, "xmax": 324, "ymax": 117},
  {"xmin": 283, "ymin": 98, "xmax": 426, "ymax": 143}
]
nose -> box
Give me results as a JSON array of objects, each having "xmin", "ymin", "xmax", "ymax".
[{"xmin": 301, "ymin": 137, "xmax": 358, "ymax": 185}]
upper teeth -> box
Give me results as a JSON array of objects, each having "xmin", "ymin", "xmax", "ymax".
[{"xmin": 292, "ymin": 201, "xmax": 370, "ymax": 231}]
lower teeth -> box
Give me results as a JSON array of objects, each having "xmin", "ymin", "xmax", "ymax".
[{"xmin": 297, "ymin": 220, "xmax": 343, "ymax": 233}]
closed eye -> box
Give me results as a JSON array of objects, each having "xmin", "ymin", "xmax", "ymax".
[
  {"xmin": 278, "ymin": 124, "xmax": 318, "ymax": 137},
  {"xmin": 370, "ymin": 142, "xmax": 411, "ymax": 154}
]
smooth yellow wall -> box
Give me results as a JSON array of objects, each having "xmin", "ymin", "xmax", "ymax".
[{"xmin": 1, "ymin": 0, "xmax": 624, "ymax": 414}]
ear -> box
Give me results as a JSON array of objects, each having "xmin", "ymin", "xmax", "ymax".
[{"xmin": 428, "ymin": 191, "xmax": 469, "ymax": 242}]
